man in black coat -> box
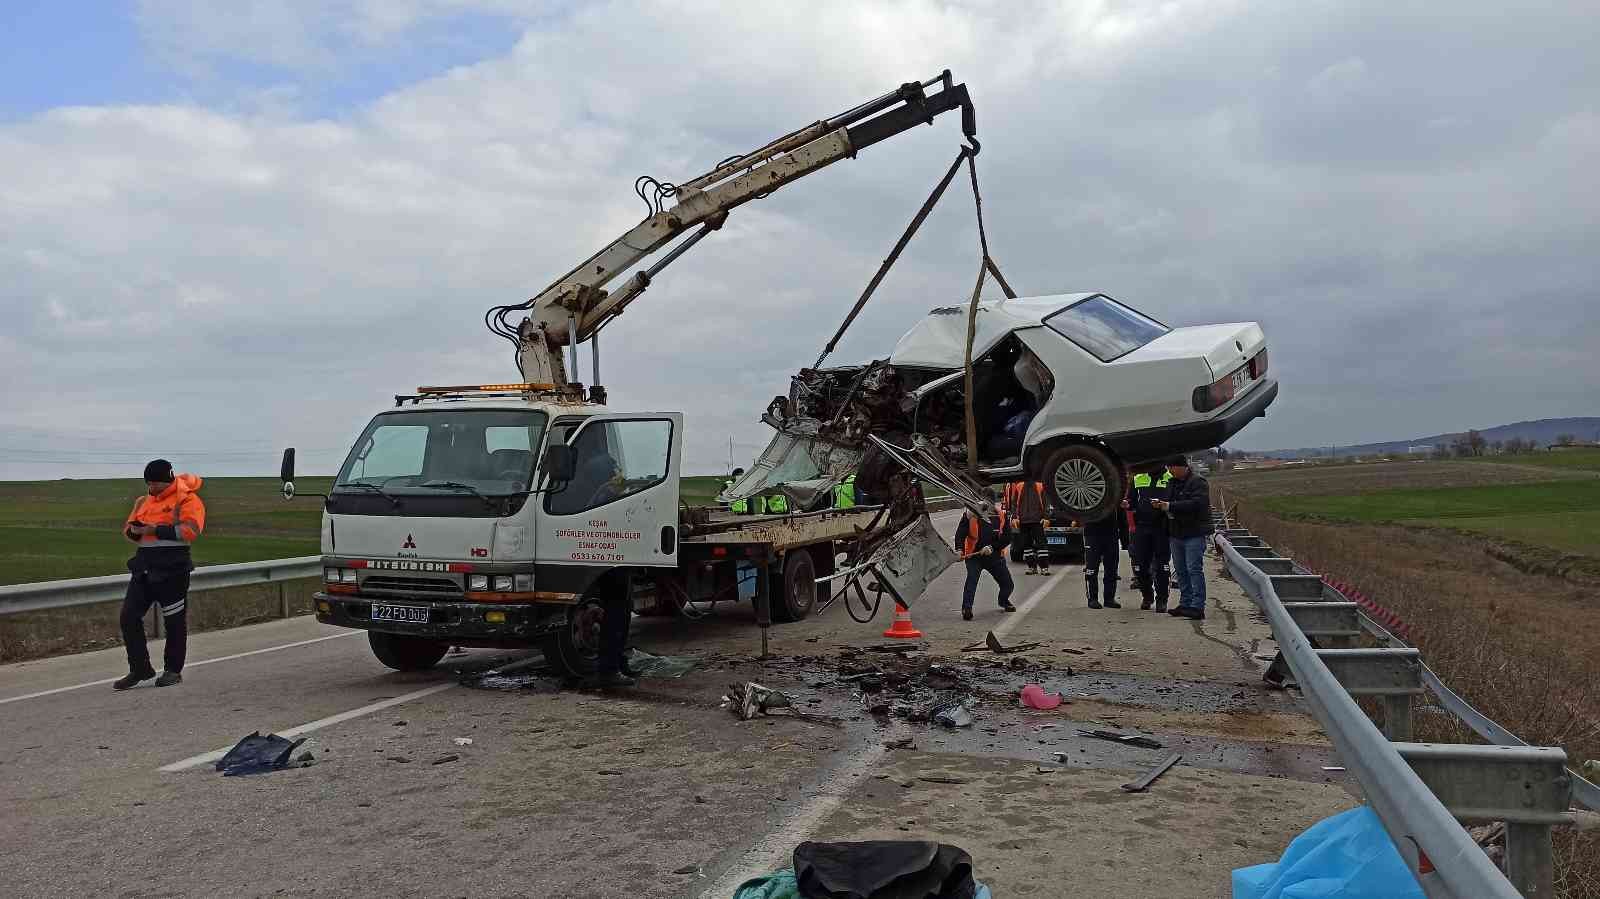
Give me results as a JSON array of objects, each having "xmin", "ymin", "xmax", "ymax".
[{"xmin": 1150, "ymin": 454, "xmax": 1212, "ymax": 620}]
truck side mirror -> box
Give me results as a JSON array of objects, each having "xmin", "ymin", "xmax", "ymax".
[
  {"xmin": 280, "ymin": 448, "xmax": 296, "ymax": 500},
  {"xmin": 541, "ymin": 444, "xmax": 576, "ymax": 483}
]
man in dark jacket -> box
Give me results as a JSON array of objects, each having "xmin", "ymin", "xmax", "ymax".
[
  {"xmin": 1081, "ymin": 500, "xmax": 1128, "ymax": 610},
  {"xmin": 954, "ymin": 503, "xmax": 1016, "ymax": 621},
  {"xmin": 1126, "ymin": 464, "xmax": 1173, "ymax": 611},
  {"xmin": 1151, "ymin": 454, "xmax": 1212, "ymax": 620}
]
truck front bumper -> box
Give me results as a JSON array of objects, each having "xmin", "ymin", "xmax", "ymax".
[{"xmin": 315, "ymin": 592, "xmax": 561, "ymax": 643}]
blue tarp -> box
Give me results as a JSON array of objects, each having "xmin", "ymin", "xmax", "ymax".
[{"xmin": 1233, "ymin": 806, "xmax": 1425, "ymax": 899}]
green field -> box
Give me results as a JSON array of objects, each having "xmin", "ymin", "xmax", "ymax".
[
  {"xmin": 1263, "ymin": 480, "xmax": 1600, "ymax": 558},
  {"xmin": 1, "ymin": 475, "xmax": 741, "ymax": 586},
  {"xmin": 1463, "ymin": 447, "xmax": 1600, "ymax": 472}
]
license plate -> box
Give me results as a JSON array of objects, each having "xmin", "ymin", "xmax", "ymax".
[
  {"xmin": 371, "ymin": 603, "xmax": 429, "ymax": 623},
  {"xmin": 1231, "ymin": 367, "xmax": 1250, "ymax": 392},
  {"xmin": 1047, "ymin": 536, "xmax": 1068, "ymax": 545}
]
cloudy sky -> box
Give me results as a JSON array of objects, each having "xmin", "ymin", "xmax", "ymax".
[{"xmin": 3, "ymin": 0, "xmax": 1596, "ymax": 480}]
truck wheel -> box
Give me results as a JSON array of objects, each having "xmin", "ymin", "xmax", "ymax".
[
  {"xmin": 771, "ymin": 549, "xmax": 817, "ymax": 623},
  {"xmin": 540, "ymin": 597, "xmax": 605, "ymax": 679},
  {"xmin": 1041, "ymin": 444, "xmax": 1122, "ymax": 523},
  {"xmin": 368, "ymin": 632, "xmax": 449, "ymax": 672}
]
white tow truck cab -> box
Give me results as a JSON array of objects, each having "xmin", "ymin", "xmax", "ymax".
[{"xmin": 282, "ymin": 384, "xmax": 925, "ymax": 677}]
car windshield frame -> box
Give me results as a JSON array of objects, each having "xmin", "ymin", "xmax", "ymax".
[
  {"xmin": 1042, "ymin": 294, "xmax": 1170, "ymax": 363},
  {"xmin": 334, "ymin": 407, "xmax": 549, "ymax": 497}
]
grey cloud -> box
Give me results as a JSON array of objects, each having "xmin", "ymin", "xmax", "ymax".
[{"xmin": 3, "ymin": 0, "xmax": 1597, "ymax": 480}]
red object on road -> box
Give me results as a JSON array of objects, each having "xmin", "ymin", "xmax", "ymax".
[
  {"xmin": 882, "ymin": 602, "xmax": 924, "ymax": 639},
  {"xmin": 1020, "ymin": 684, "xmax": 1063, "ymax": 710}
]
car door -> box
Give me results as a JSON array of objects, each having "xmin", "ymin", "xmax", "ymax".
[{"xmin": 536, "ymin": 414, "xmax": 682, "ymax": 568}]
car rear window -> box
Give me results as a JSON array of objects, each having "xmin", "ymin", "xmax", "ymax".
[{"xmin": 1043, "ymin": 295, "xmax": 1170, "ymax": 362}]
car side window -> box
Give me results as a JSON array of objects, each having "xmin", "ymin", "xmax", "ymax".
[{"xmin": 545, "ymin": 419, "xmax": 673, "ymax": 516}]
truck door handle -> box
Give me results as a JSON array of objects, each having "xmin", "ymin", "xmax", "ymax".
[{"xmin": 660, "ymin": 526, "xmax": 676, "ymax": 555}]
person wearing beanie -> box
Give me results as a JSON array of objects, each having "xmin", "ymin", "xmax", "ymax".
[
  {"xmin": 1150, "ymin": 453, "xmax": 1212, "ymax": 620},
  {"xmin": 115, "ymin": 460, "xmax": 206, "ymax": 689}
]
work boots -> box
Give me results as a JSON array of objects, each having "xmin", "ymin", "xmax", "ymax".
[
  {"xmin": 1024, "ymin": 551, "xmax": 1038, "ymax": 576},
  {"xmin": 1134, "ymin": 568, "xmax": 1154, "ymax": 610},
  {"xmin": 112, "ymin": 666, "xmax": 157, "ymax": 690},
  {"xmin": 1154, "ymin": 566, "xmax": 1170, "ymax": 613},
  {"xmin": 1085, "ymin": 572, "xmax": 1102, "ymax": 609}
]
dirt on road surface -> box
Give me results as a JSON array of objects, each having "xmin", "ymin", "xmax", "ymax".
[{"xmin": 2, "ymin": 512, "xmax": 1356, "ymax": 898}]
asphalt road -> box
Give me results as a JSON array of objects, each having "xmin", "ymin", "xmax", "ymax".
[{"xmin": 1, "ymin": 512, "xmax": 1357, "ymax": 898}]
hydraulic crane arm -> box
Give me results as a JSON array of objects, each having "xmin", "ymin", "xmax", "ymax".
[{"xmin": 489, "ymin": 70, "xmax": 977, "ymax": 388}]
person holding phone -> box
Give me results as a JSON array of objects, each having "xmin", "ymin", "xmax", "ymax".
[{"xmin": 1150, "ymin": 454, "xmax": 1211, "ymax": 620}]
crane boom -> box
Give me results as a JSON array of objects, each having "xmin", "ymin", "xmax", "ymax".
[{"xmin": 493, "ymin": 70, "xmax": 977, "ymax": 388}]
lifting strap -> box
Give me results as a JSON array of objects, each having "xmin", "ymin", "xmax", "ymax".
[{"xmin": 812, "ymin": 143, "xmax": 1016, "ymax": 370}]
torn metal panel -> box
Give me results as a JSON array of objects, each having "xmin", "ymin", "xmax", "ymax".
[{"xmin": 865, "ymin": 513, "xmax": 958, "ymax": 608}]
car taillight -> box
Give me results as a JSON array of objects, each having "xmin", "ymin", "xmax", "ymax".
[
  {"xmin": 1192, "ymin": 377, "xmax": 1236, "ymax": 412},
  {"xmin": 1249, "ymin": 349, "xmax": 1268, "ymax": 379}
]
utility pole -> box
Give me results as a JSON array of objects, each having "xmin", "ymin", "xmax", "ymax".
[{"xmin": 727, "ymin": 437, "xmax": 734, "ymax": 475}]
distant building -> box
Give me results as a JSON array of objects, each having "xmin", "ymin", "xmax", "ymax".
[{"xmin": 1407, "ymin": 445, "xmax": 1433, "ymax": 455}]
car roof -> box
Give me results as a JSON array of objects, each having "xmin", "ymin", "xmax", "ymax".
[{"xmin": 888, "ymin": 292, "xmax": 1098, "ymax": 369}]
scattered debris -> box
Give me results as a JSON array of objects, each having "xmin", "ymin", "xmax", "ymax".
[
  {"xmin": 431, "ymin": 754, "xmax": 460, "ymax": 766},
  {"xmin": 932, "ymin": 702, "xmax": 973, "ymax": 728},
  {"xmin": 672, "ymin": 864, "xmax": 700, "ymax": 875},
  {"xmin": 1076, "ymin": 729, "xmax": 1165, "ymax": 750},
  {"xmin": 453, "ymin": 737, "xmax": 474, "ymax": 747},
  {"xmin": 214, "ymin": 732, "xmax": 308, "ymax": 777},
  {"xmin": 392, "ymin": 720, "xmax": 407, "ymax": 727},
  {"xmin": 1120, "ymin": 753, "xmax": 1182, "ymax": 793},
  {"xmin": 1060, "ymin": 648, "xmax": 1086, "ymax": 656},
  {"xmin": 597, "ymin": 769, "xmax": 624, "ymax": 776},
  {"xmin": 960, "ymin": 631, "xmax": 1043, "ymax": 654},
  {"xmin": 884, "ymin": 737, "xmax": 917, "ymax": 750},
  {"xmin": 918, "ymin": 775, "xmax": 971, "ymax": 785},
  {"xmin": 1320, "ymin": 766, "xmax": 1346, "ymax": 772},
  {"xmin": 625, "ymin": 648, "xmax": 699, "ymax": 678},
  {"xmin": 386, "ymin": 755, "xmax": 412, "ymax": 764},
  {"xmin": 724, "ymin": 682, "xmax": 841, "ymax": 726},
  {"xmin": 1019, "ymin": 684, "xmax": 1064, "ymax": 711},
  {"xmin": 1036, "ymin": 765, "xmax": 1059, "ymax": 774}
]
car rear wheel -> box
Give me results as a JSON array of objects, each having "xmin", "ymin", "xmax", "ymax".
[
  {"xmin": 771, "ymin": 549, "xmax": 817, "ymax": 622},
  {"xmin": 368, "ymin": 632, "xmax": 449, "ymax": 671},
  {"xmin": 1041, "ymin": 444, "xmax": 1122, "ymax": 523}
]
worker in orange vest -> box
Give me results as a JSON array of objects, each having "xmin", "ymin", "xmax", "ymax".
[
  {"xmin": 1004, "ymin": 480, "xmax": 1052, "ymax": 575},
  {"xmin": 115, "ymin": 460, "xmax": 206, "ymax": 690},
  {"xmin": 954, "ymin": 501, "xmax": 1016, "ymax": 621}
]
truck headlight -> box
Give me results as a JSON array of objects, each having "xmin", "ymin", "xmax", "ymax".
[
  {"xmin": 340, "ymin": 569, "xmax": 359, "ymax": 583},
  {"xmin": 468, "ymin": 574, "xmax": 489, "ymax": 591},
  {"xmin": 324, "ymin": 567, "xmax": 341, "ymax": 582},
  {"xmin": 514, "ymin": 573, "xmax": 533, "ymax": 592},
  {"xmin": 492, "ymin": 575, "xmax": 514, "ymax": 592}
]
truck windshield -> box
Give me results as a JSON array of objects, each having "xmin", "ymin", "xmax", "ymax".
[
  {"xmin": 335, "ymin": 409, "xmax": 548, "ymax": 496},
  {"xmin": 1043, "ymin": 295, "xmax": 1170, "ymax": 362}
]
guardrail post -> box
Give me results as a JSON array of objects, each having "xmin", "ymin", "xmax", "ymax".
[
  {"xmin": 278, "ymin": 581, "xmax": 290, "ymax": 619},
  {"xmin": 1505, "ymin": 822, "xmax": 1556, "ymax": 898},
  {"xmin": 1383, "ymin": 695, "xmax": 1414, "ymax": 741}
]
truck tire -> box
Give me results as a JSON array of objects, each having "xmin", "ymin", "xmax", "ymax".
[
  {"xmin": 1040, "ymin": 444, "xmax": 1122, "ymax": 523},
  {"xmin": 540, "ymin": 596, "xmax": 606, "ymax": 679},
  {"xmin": 771, "ymin": 549, "xmax": 817, "ymax": 623},
  {"xmin": 368, "ymin": 632, "xmax": 449, "ymax": 672}
]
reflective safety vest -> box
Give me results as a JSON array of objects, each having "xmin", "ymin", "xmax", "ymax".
[
  {"xmin": 833, "ymin": 475, "xmax": 856, "ymax": 509},
  {"xmin": 960, "ymin": 509, "xmax": 1009, "ymax": 557},
  {"xmin": 726, "ymin": 479, "xmax": 748, "ymax": 514},
  {"xmin": 125, "ymin": 474, "xmax": 206, "ymax": 546},
  {"xmin": 1003, "ymin": 481, "xmax": 1047, "ymax": 521},
  {"xmin": 765, "ymin": 493, "xmax": 790, "ymax": 514}
]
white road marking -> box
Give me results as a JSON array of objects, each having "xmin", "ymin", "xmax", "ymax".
[
  {"xmin": 155, "ymin": 651, "xmax": 546, "ymax": 773},
  {"xmin": 0, "ymin": 631, "xmax": 362, "ymax": 707},
  {"xmin": 159, "ymin": 681, "xmax": 459, "ymax": 772},
  {"xmin": 702, "ymin": 561, "xmax": 1068, "ymax": 893}
]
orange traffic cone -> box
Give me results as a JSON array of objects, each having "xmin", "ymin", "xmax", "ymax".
[{"xmin": 882, "ymin": 602, "xmax": 924, "ymax": 639}]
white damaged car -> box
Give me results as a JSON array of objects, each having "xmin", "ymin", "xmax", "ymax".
[{"xmin": 733, "ymin": 292, "xmax": 1277, "ymax": 521}]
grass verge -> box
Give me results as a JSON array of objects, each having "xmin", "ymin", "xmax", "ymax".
[{"xmin": 1234, "ymin": 503, "xmax": 1600, "ymax": 896}]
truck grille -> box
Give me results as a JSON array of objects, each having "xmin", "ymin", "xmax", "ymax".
[{"xmin": 361, "ymin": 575, "xmax": 463, "ymax": 597}]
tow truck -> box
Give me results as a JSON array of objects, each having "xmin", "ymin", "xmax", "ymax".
[{"xmin": 280, "ymin": 72, "xmax": 981, "ymax": 677}]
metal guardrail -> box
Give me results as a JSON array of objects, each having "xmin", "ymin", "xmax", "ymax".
[
  {"xmin": 0, "ymin": 557, "xmax": 322, "ymax": 617},
  {"xmin": 1215, "ymin": 515, "xmax": 1574, "ymax": 898}
]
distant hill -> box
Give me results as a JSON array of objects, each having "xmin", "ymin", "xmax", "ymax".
[{"xmin": 1241, "ymin": 417, "xmax": 1600, "ymax": 459}]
